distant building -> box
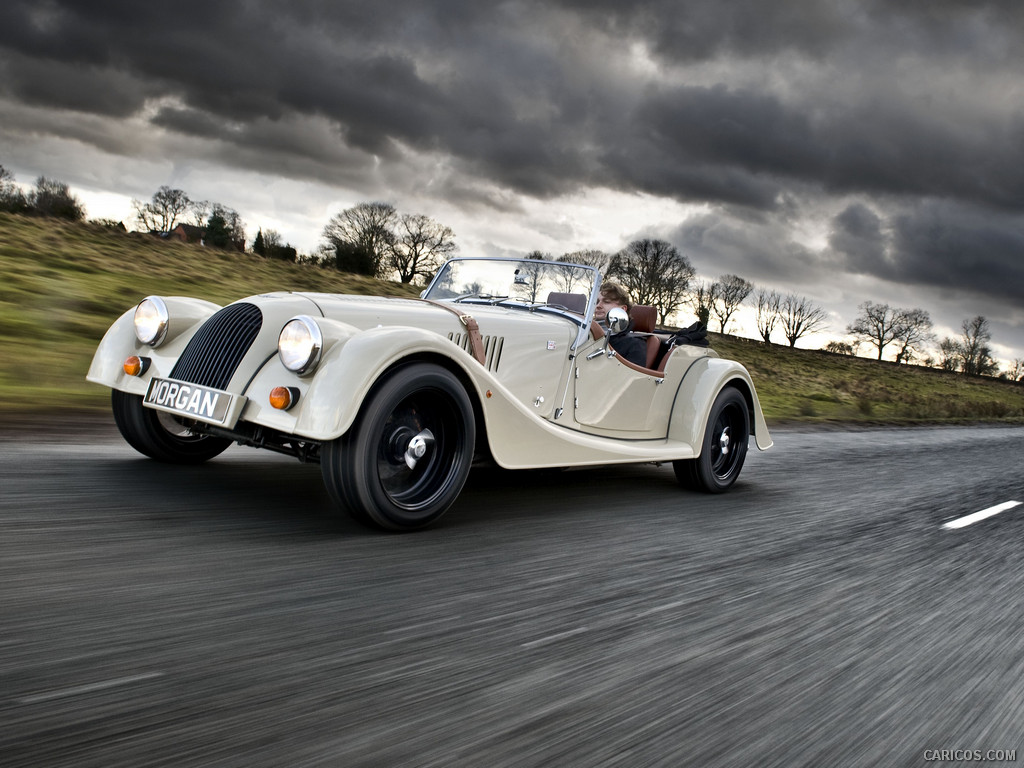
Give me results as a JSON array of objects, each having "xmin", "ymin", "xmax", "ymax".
[
  {"xmin": 169, "ymin": 223, "xmax": 206, "ymax": 244},
  {"xmin": 149, "ymin": 222, "xmax": 245, "ymax": 252}
]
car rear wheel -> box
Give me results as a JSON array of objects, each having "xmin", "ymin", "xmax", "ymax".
[
  {"xmin": 111, "ymin": 389, "xmax": 232, "ymax": 464},
  {"xmin": 674, "ymin": 386, "xmax": 749, "ymax": 493},
  {"xmin": 321, "ymin": 363, "xmax": 475, "ymax": 531}
]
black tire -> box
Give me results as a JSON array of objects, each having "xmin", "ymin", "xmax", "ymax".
[
  {"xmin": 321, "ymin": 363, "xmax": 475, "ymax": 531},
  {"xmin": 674, "ymin": 386, "xmax": 749, "ymax": 493},
  {"xmin": 111, "ymin": 389, "xmax": 232, "ymax": 464}
]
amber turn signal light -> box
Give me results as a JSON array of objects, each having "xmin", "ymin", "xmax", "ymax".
[
  {"xmin": 123, "ymin": 356, "xmax": 151, "ymax": 376},
  {"xmin": 269, "ymin": 386, "xmax": 300, "ymax": 410}
]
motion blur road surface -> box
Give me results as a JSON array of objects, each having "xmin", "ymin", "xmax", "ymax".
[{"xmin": 2, "ymin": 423, "xmax": 1024, "ymax": 767}]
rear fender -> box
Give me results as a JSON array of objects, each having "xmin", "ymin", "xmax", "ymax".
[{"xmin": 667, "ymin": 357, "xmax": 773, "ymax": 451}]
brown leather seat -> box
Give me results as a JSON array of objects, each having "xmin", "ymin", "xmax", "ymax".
[
  {"xmin": 546, "ymin": 291, "xmax": 587, "ymax": 314},
  {"xmin": 628, "ymin": 305, "xmax": 663, "ymax": 369}
]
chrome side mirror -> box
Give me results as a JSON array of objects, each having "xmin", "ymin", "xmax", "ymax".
[
  {"xmin": 607, "ymin": 307, "xmax": 629, "ymax": 335},
  {"xmin": 601, "ymin": 306, "xmax": 630, "ymax": 357}
]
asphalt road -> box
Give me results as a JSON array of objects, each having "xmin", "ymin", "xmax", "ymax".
[{"xmin": 2, "ymin": 422, "xmax": 1024, "ymax": 767}]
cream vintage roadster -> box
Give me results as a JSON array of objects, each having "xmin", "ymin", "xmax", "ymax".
[{"xmin": 88, "ymin": 256, "xmax": 772, "ymax": 530}]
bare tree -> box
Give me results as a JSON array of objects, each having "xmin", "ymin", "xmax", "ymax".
[
  {"xmin": 555, "ymin": 250, "xmax": 611, "ymax": 293},
  {"xmin": 711, "ymin": 274, "xmax": 753, "ymax": 333},
  {"xmin": 608, "ymin": 239, "xmax": 695, "ymax": 325},
  {"xmin": 824, "ymin": 340, "xmax": 855, "ymax": 355},
  {"xmin": 1004, "ymin": 359, "xmax": 1024, "ymax": 382},
  {"xmin": 322, "ymin": 202, "xmax": 397, "ymax": 277},
  {"xmin": 892, "ymin": 308, "xmax": 934, "ymax": 364},
  {"xmin": 132, "ymin": 186, "xmax": 191, "ymax": 232},
  {"xmin": 30, "ymin": 176, "xmax": 85, "ymax": 220},
  {"xmin": 0, "ymin": 164, "xmax": 29, "ymax": 212},
  {"xmin": 847, "ymin": 302, "xmax": 904, "ymax": 360},
  {"xmin": 189, "ymin": 199, "xmax": 212, "ymax": 228},
  {"xmin": 779, "ymin": 294, "xmax": 829, "ymax": 347},
  {"xmin": 958, "ymin": 316, "xmax": 998, "ymax": 376},
  {"xmin": 938, "ymin": 337, "xmax": 960, "ymax": 371},
  {"xmin": 387, "ymin": 213, "xmax": 457, "ymax": 284},
  {"xmin": 754, "ymin": 288, "xmax": 781, "ymax": 344},
  {"xmin": 686, "ymin": 280, "xmax": 718, "ymax": 327},
  {"xmin": 848, "ymin": 303, "xmax": 934, "ymax": 364},
  {"xmin": 561, "ymin": 249, "xmax": 611, "ymax": 272},
  {"xmin": 512, "ymin": 250, "xmax": 549, "ymax": 303},
  {"xmin": 262, "ymin": 229, "xmax": 284, "ymax": 253}
]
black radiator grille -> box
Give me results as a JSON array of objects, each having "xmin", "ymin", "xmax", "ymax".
[{"xmin": 170, "ymin": 303, "xmax": 263, "ymax": 389}]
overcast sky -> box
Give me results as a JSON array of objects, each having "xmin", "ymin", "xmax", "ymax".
[{"xmin": 2, "ymin": 0, "xmax": 1023, "ymax": 363}]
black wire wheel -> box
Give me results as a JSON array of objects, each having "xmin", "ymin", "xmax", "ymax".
[
  {"xmin": 674, "ymin": 386, "xmax": 750, "ymax": 493},
  {"xmin": 321, "ymin": 363, "xmax": 476, "ymax": 531},
  {"xmin": 111, "ymin": 389, "xmax": 232, "ymax": 464}
]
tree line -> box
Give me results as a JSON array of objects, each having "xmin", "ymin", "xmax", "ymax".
[
  {"xmin": 1, "ymin": 166, "xmax": 86, "ymax": 220},
  {"xmin": 131, "ymin": 185, "xmax": 249, "ymax": 254},
  {"xmin": 2, "ymin": 164, "xmax": 1019, "ymax": 381},
  {"xmin": 323, "ymin": 203, "xmax": 1022, "ymax": 380}
]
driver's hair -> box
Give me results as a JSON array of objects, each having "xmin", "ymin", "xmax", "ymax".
[{"xmin": 600, "ymin": 281, "xmax": 633, "ymax": 311}]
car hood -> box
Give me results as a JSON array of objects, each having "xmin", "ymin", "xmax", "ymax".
[{"xmin": 247, "ymin": 292, "xmax": 586, "ymax": 338}]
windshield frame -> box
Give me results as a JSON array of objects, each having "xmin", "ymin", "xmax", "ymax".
[{"xmin": 423, "ymin": 257, "xmax": 602, "ymax": 350}]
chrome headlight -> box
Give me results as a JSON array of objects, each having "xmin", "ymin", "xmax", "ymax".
[
  {"xmin": 134, "ymin": 296, "xmax": 169, "ymax": 346},
  {"xmin": 278, "ymin": 316, "xmax": 323, "ymax": 374}
]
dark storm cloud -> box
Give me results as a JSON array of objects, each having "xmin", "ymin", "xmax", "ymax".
[
  {"xmin": 5, "ymin": 0, "xmax": 1024, "ymax": 209},
  {"xmin": 670, "ymin": 207, "xmax": 830, "ymax": 288},
  {"xmin": 829, "ymin": 203, "xmax": 887, "ymax": 273},
  {"xmin": 0, "ymin": 50, "xmax": 156, "ymax": 117},
  {"xmin": 890, "ymin": 201, "xmax": 1024, "ymax": 304},
  {"xmin": 555, "ymin": 0, "xmax": 1024, "ymax": 65},
  {"xmin": 829, "ymin": 199, "xmax": 1024, "ymax": 305},
  {"xmin": 2, "ymin": 0, "xmax": 1024, "ymax": 325},
  {"xmin": 0, "ymin": 0, "xmax": 604, "ymax": 197},
  {"xmin": 553, "ymin": 0, "xmax": 855, "ymax": 60}
]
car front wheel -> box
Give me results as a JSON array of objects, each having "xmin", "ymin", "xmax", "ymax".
[
  {"xmin": 321, "ymin": 363, "xmax": 475, "ymax": 531},
  {"xmin": 674, "ymin": 386, "xmax": 749, "ymax": 493},
  {"xmin": 111, "ymin": 389, "xmax": 232, "ymax": 464}
]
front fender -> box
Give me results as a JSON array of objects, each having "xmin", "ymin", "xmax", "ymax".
[
  {"xmin": 86, "ymin": 297, "xmax": 222, "ymax": 394},
  {"xmin": 668, "ymin": 357, "xmax": 773, "ymax": 451},
  {"xmin": 251, "ymin": 326, "xmax": 482, "ymax": 441}
]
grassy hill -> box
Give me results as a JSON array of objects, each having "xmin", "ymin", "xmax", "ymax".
[
  {"xmin": 2, "ymin": 212, "xmax": 1022, "ymax": 424},
  {"xmin": 711, "ymin": 334, "xmax": 1024, "ymax": 424},
  {"xmin": 0, "ymin": 214, "xmax": 420, "ymax": 413}
]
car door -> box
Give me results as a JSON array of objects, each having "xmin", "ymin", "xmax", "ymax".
[{"xmin": 572, "ymin": 333, "xmax": 677, "ymax": 435}]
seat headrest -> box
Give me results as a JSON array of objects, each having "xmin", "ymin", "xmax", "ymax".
[
  {"xmin": 546, "ymin": 291, "xmax": 587, "ymax": 314},
  {"xmin": 629, "ymin": 304, "xmax": 657, "ymax": 333}
]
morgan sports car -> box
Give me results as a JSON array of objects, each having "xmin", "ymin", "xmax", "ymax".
[{"xmin": 88, "ymin": 256, "xmax": 772, "ymax": 531}]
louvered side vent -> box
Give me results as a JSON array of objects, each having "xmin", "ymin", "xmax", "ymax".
[
  {"xmin": 170, "ymin": 303, "xmax": 263, "ymax": 389},
  {"xmin": 447, "ymin": 332, "xmax": 505, "ymax": 372},
  {"xmin": 483, "ymin": 335, "xmax": 504, "ymax": 371}
]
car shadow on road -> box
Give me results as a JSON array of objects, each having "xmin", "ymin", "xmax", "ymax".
[
  {"xmin": 444, "ymin": 461, "xmax": 749, "ymax": 529},
  {"xmin": 89, "ymin": 453, "xmax": 370, "ymax": 538},
  {"xmin": 85, "ymin": 450, "xmax": 754, "ymax": 537}
]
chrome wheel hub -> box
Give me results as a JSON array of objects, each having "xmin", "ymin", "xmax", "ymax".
[
  {"xmin": 404, "ymin": 429, "xmax": 435, "ymax": 469},
  {"xmin": 718, "ymin": 427, "xmax": 731, "ymax": 456}
]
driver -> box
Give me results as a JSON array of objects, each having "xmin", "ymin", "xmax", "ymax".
[{"xmin": 594, "ymin": 281, "xmax": 648, "ymax": 367}]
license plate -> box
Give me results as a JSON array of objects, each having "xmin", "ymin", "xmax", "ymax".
[{"xmin": 144, "ymin": 378, "xmax": 234, "ymax": 424}]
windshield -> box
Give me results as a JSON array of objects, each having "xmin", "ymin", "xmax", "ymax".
[{"xmin": 424, "ymin": 258, "xmax": 599, "ymax": 311}]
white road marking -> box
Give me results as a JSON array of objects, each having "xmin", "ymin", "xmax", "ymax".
[
  {"xmin": 18, "ymin": 672, "xmax": 165, "ymax": 704},
  {"xmin": 942, "ymin": 501, "xmax": 1023, "ymax": 530}
]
